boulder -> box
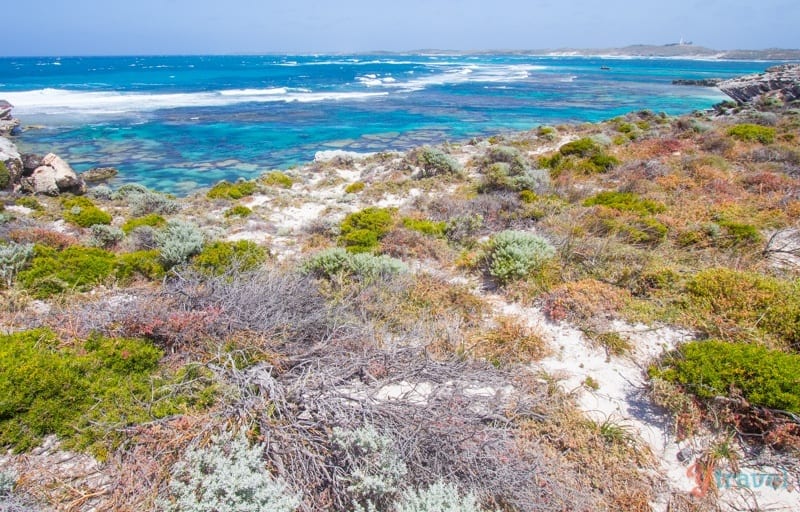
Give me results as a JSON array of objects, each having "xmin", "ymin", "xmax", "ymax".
[
  {"xmin": 0, "ymin": 100, "xmax": 19, "ymax": 136},
  {"xmin": 22, "ymin": 153, "xmax": 43, "ymax": 174},
  {"xmin": 0, "ymin": 136, "xmax": 23, "ymax": 189},
  {"xmin": 0, "ymin": 100, "xmax": 12, "ymax": 120},
  {"xmin": 718, "ymin": 64, "xmax": 800, "ymax": 104},
  {"xmin": 81, "ymin": 166, "xmax": 118, "ymax": 183},
  {"xmin": 20, "ymin": 153, "xmax": 86, "ymax": 196}
]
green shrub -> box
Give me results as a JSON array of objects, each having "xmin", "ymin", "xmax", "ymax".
[
  {"xmin": 486, "ymin": 145, "xmax": 529, "ymax": 174},
  {"xmin": 159, "ymin": 431, "xmax": 301, "ymax": 512},
  {"xmin": 122, "ymin": 213, "xmax": 166, "ymax": 234},
  {"xmin": 302, "ymin": 247, "xmax": 407, "ymax": 281},
  {"xmin": 685, "ymin": 268, "xmax": 800, "ymax": 347},
  {"xmin": 487, "ymin": 230, "xmax": 556, "ymax": 284},
  {"xmin": 587, "ymin": 153, "xmax": 620, "ymax": 172},
  {"xmin": 14, "ymin": 197, "xmax": 43, "ymax": 211},
  {"xmin": 115, "ymin": 250, "xmax": 166, "ymax": 282},
  {"xmin": 206, "ymin": 180, "xmax": 257, "ymax": 200},
  {"xmin": 599, "ymin": 216, "xmax": 669, "ymax": 245},
  {"xmin": 716, "ymin": 220, "xmax": 762, "ymax": 247},
  {"xmin": 727, "ymin": 124, "xmax": 776, "ymax": 144},
  {"xmin": 223, "ymin": 205, "xmax": 253, "ymax": 218},
  {"xmin": 559, "ymin": 137, "xmax": 600, "ymax": 157},
  {"xmin": 417, "ymin": 146, "xmax": 462, "ymax": 177},
  {"xmin": 583, "ymin": 191, "xmax": 666, "ymax": 215},
  {"xmin": 62, "ymin": 197, "xmax": 112, "ymax": 227},
  {"xmin": 17, "ymin": 245, "xmax": 117, "ymax": 298},
  {"xmin": 261, "ymin": 171, "xmax": 294, "ymax": 189},
  {"xmin": 339, "ymin": 207, "xmax": 396, "ymax": 253},
  {"xmin": 651, "ymin": 340, "xmax": 800, "ymax": 413},
  {"xmin": 192, "ymin": 240, "xmax": 268, "ymax": 275},
  {"xmin": 0, "ymin": 242, "xmax": 34, "ymax": 287},
  {"xmin": 519, "ymin": 190, "xmax": 538, "ymax": 203},
  {"xmin": 89, "ymin": 224, "xmax": 124, "ymax": 248},
  {"xmin": 156, "ymin": 220, "xmax": 204, "ymax": 267},
  {"xmin": 0, "ymin": 329, "xmax": 171, "ymax": 453},
  {"xmin": 402, "ymin": 217, "xmax": 446, "ymax": 237},
  {"xmin": 445, "ymin": 214, "xmax": 484, "ymax": 243},
  {"xmin": 345, "ymin": 181, "xmax": 366, "ymax": 194},
  {"xmin": 0, "ymin": 161, "xmax": 9, "ymax": 189}
]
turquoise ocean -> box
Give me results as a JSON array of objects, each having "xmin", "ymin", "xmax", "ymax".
[{"xmin": 0, "ymin": 55, "xmax": 771, "ymax": 194}]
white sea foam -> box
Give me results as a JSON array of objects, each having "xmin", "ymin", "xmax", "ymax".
[
  {"xmin": 360, "ymin": 64, "xmax": 545, "ymax": 91},
  {"xmin": 3, "ymin": 87, "xmax": 389, "ymax": 117}
]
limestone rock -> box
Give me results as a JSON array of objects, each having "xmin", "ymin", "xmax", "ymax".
[
  {"xmin": 81, "ymin": 166, "xmax": 118, "ymax": 182},
  {"xmin": 718, "ymin": 64, "xmax": 800, "ymax": 104},
  {"xmin": 22, "ymin": 153, "xmax": 44, "ymax": 174},
  {"xmin": 0, "ymin": 100, "xmax": 12, "ymax": 120},
  {"xmin": 672, "ymin": 78, "xmax": 722, "ymax": 87},
  {"xmin": 21, "ymin": 153, "xmax": 86, "ymax": 196},
  {"xmin": 0, "ymin": 136, "xmax": 23, "ymax": 189},
  {"xmin": 0, "ymin": 100, "xmax": 20, "ymax": 136}
]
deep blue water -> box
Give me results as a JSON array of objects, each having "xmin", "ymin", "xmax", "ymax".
[{"xmin": 0, "ymin": 54, "xmax": 771, "ymax": 193}]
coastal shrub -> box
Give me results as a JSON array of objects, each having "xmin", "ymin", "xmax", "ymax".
[
  {"xmin": 685, "ymin": 268, "xmax": 800, "ymax": 347},
  {"xmin": 651, "ymin": 340, "xmax": 800, "ymax": 414},
  {"xmin": 587, "ymin": 153, "xmax": 620, "ymax": 172},
  {"xmin": 115, "ymin": 250, "xmax": 166, "ymax": 282},
  {"xmin": 331, "ymin": 425, "xmax": 407, "ymax": 511},
  {"xmin": 583, "ymin": 191, "xmax": 666, "ymax": 215},
  {"xmin": 396, "ymin": 481, "xmax": 484, "ymax": 512},
  {"xmin": 112, "ymin": 183, "xmax": 149, "ymax": 198},
  {"xmin": 416, "ymin": 146, "xmax": 462, "ymax": 177},
  {"xmin": 0, "ymin": 328, "xmax": 162, "ymax": 453},
  {"xmin": 207, "ymin": 180, "xmax": 257, "ymax": 200},
  {"xmin": 537, "ymin": 125, "xmax": 557, "ymax": 140},
  {"xmin": 595, "ymin": 214, "xmax": 668, "ymax": 246},
  {"xmin": 486, "ymin": 230, "xmax": 556, "ymax": 284},
  {"xmin": 339, "ymin": 207, "xmax": 396, "ymax": 253},
  {"xmin": 192, "ymin": 240, "xmax": 268, "ymax": 275},
  {"xmin": 559, "ymin": 137, "xmax": 600, "ymax": 157},
  {"xmin": 302, "ymin": 247, "xmax": 407, "ymax": 281},
  {"xmin": 62, "ymin": 197, "xmax": 112, "ymax": 227},
  {"xmin": 0, "ymin": 161, "xmax": 9, "ymax": 189},
  {"xmin": 445, "ymin": 214, "xmax": 484, "ymax": 243},
  {"xmin": 715, "ymin": 219, "xmax": 762, "ymax": 247},
  {"xmin": 261, "ymin": 171, "xmax": 294, "ymax": 188},
  {"xmin": 486, "ymin": 145, "xmax": 529, "ymax": 175},
  {"xmin": 14, "ymin": 197, "xmax": 43, "ymax": 211},
  {"xmin": 469, "ymin": 315, "xmax": 548, "ymax": 365},
  {"xmin": 159, "ymin": 431, "xmax": 301, "ymax": 512},
  {"xmin": 223, "ymin": 205, "xmax": 253, "ymax": 218},
  {"xmin": 88, "ymin": 184, "xmax": 113, "ymax": 200},
  {"xmin": 402, "ymin": 217, "xmax": 447, "ymax": 237},
  {"xmin": 0, "ymin": 242, "xmax": 34, "ymax": 287},
  {"xmin": 17, "ymin": 245, "xmax": 117, "ymax": 298},
  {"xmin": 122, "ymin": 213, "xmax": 166, "ymax": 234},
  {"xmin": 345, "ymin": 181, "xmax": 366, "ymax": 194},
  {"xmin": 8, "ymin": 228, "xmax": 78, "ymax": 250},
  {"xmin": 156, "ymin": 220, "xmax": 204, "ymax": 267},
  {"xmin": 89, "ymin": 224, "xmax": 125, "ymax": 248},
  {"xmin": 128, "ymin": 190, "xmax": 180, "ymax": 216},
  {"xmin": 727, "ymin": 123, "xmax": 776, "ymax": 144}
]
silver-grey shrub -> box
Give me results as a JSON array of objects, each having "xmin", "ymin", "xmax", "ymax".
[
  {"xmin": 156, "ymin": 220, "xmax": 204, "ymax": 267},
  {"xmin": 128, "ymin": 190, "xmax": 180, "ymax": 216},
  {"xmin": 395, "ymin": 481, "xmax": 485, "ymax": 512},
  {"xmin": 487, "ymin": 230, "xmax": 555, "ymax": 284},
  {"xmin": 332, "ymin": 425, "xmax": 407, "ymax": 512},
  {"xmin": 0, "ymin": 242, "xmax": 34, "ymax": 287},
  {"xmin": 302, "ymin": 248, "xmax": 407, "ymax": 281},
  {"xmin": 89, "ymin": 224, "xmax": 125, "ymax": 248},
  {"xmin": 159, "ymin": 431, "xmax": 301, "ymax": 512},
  {"xmin": 417, "ymin": 146, "xmax": 462, "ymax": 178}
]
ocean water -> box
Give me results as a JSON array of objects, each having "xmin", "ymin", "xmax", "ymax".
[{"xmin": 0, "ymin": 54, "xmax": 769, "ymax": 194}]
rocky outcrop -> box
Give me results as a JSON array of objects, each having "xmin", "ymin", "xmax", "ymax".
[
  {"xmin": 22, "ymin": 153, "xmax": 43, "ymax": 174},
  {"xmin": 81, "ymin": 166, "xmax": 118, "ymax": 183},
  {"xmin": 20, "ymin": 153, "xmax": 86, "ymax": 196},
  {"xmin": 672, "ymin": 78, "xmax": 722, "ymax": 87},
  {"xmin": 718, "ymin": 64, "xmax": 800, "ymax": 104},
  {"xmin": 0, "ymin": 136, "xmax": 24, "ymax": 189},
  {"xmin": 0, "ymin": 99, "xmax": 21, "ymax": 136}
]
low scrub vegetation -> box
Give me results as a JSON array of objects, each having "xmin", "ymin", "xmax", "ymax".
[{"xmin": 206, "ymin": 180, "xmax": 257, "ymax": 200}]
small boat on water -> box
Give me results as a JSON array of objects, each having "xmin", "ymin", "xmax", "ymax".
[{"xmin": 600, "ymin": 65, "xmax": 611, "ymax": 70}]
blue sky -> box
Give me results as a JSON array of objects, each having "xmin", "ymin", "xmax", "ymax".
[{"xmin": 2, "ymin": 0, "xmax": 797, "ymax": 56}]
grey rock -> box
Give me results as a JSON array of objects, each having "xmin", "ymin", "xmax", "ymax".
[
  {"xmin": 81, "ymin": 166, "xmax": 118, "ymax": 182},
  {"xmin": 0, "ymin": 118, "xmax": 20, "ymax": 136},
  {"xmin": 672, "ymin": 78, "xmax": 722, "ymax": 87},
  {"xmin": 22, "ymin": 153, "xmax": 43, "ymax": 174},
  {"xmin": 0, "ymin": 136, "xmax": 23, "ymax": 189},
  {"xmin": 0, "ymin": 99, "xmax": 12, "ymax": 120},
  {"xmin": 20, "ymin": 153, "xmax": 86, "ymax": 196},
  {"xmin": 719, "ymin": 64, "xmax": 800, "ymax": 104}
]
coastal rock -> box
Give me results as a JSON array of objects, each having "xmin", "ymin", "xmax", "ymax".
[
  {"xmin": 22, "ymin": 153, "xmax": 44, "ymax": 174},
  {"xmin": 0, "ymin": 100, "xmax": 13, "ymax": 120},
  {"xmin": 672, "ymin": 78, "xmax": 722, "ymax": 87},
  {"xmin": 718, "ymin": 64, "xmax": 800, "ymax": 104},
  {"xmin": 0, "ymin": 100, "xmax": 20, "ymax": 136},
  {"xmin": 21, "ymin": 153, "xmax": 86, "ymax": 196},
  {"xmin": 81, "ymin": 166, "xmax": 119, "ymax": 182},
  {"xmin": 0, "ymin": 136, "xmax": 24, "ymax": 189}
]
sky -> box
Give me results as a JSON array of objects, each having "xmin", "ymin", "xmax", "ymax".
[{"xmin": 1, "ymin": 0, "xmax": 798, "ymax": 56}]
